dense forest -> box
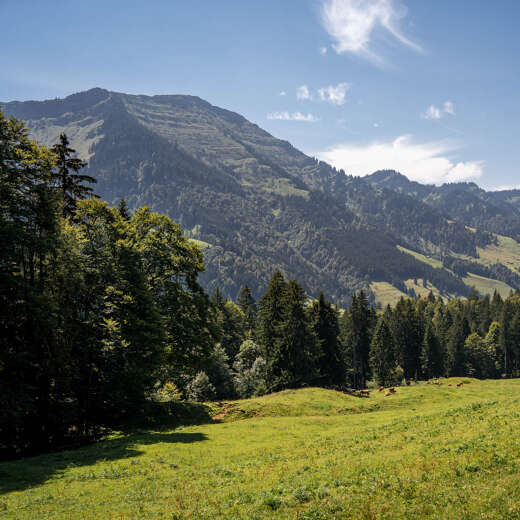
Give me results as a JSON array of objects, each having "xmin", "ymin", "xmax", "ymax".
[{"xmin": 2, "ymin": 112, "xmax": 520, "ymax": 461}]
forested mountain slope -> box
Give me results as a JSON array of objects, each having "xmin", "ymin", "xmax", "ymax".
[
  {"xmin": 3, "ymin": 89, "xmax": 519, "ymax": 304},
  {"xmin": 367, "ymin": 170, "xmax": 520, "ymax": 241}
]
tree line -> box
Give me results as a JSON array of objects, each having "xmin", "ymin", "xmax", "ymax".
[{"xmin": 2, "ymin": 111, "xmax": 520, "ymax": 459}]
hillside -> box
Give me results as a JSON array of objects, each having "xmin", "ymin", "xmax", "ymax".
[
  {"xmin": 2, "ymin": 381, "xmax": 520, "ymax": 519},
  {"xmin": 3, "ymin": 89, "xmax": 519, "ymax": 304},
  {"xmin": 367, "ymin": 170, "xmax": 520, "ymax": 242}
]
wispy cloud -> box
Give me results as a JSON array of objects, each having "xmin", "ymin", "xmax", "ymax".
[
  {"xmin": 279, "ymin": 91, "xmax": 287, "ymax": 96},
  {"xmin": 320, "ymin": 0, "xmax": 421, "ymax": 64},
  {"xmin": 422, "ymin": 100, "xmax": 455, "ymax": 120},
  {"xmin": 267, "ymin": 111, "xmax": 318, "ymax": 122},
  {"xmin": 318, "ymin": 82, "xmax": 349, "ymax": 105},
  {"xmin": 490, "ymin": 184, "xmax": 520, "ymax": 191},
  {"xmin": 296, "ymin": 84, "xmax": 312, "ymax": 100},
  {"xmin": 320, "ymin": 46, "xmax": 328, "ymax": 55},
  {"xmin": 316, "ymin": 135, "xmax": 483, "ymax": 184},
  {"xmin": 296, "ymin": 82, "xmax": 349, "ymax": 105}
]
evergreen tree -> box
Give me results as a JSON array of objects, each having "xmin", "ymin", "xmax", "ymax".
[
  {"xmin": 446, "ymin": 314, "xmax": 470, "ymax": 377},
  {"xmin": 311, "ymin": 292, "xmax": 344, "ymax": 386},
  {"xmin": 237, "ymin": 285, "xmax": 257, "ymax": 335},
  {"xmin": 50, "ymin": 133, "xmax": 97, "ymax": 217},
  {"xmin": 342, "ymin": 290, "xmax": 372, "ymax": 388},
  {"xmin": 256, "ymin": 271, "xmax": 288, "ymax": 361},
  {"xmin": 420, "ymin": 321, "xmax": 443, "ymax": 379},
  {"xmin": 369, "ymin": 311, "xmax": 396, "ymax": 386}
]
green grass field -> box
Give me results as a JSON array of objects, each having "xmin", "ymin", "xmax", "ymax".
[{"xmin": 2, "ymin": 380, "xmax": 520, "ymax": 519}]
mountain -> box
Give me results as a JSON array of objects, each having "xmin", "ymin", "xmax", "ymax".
[
  {"xmin": 367, "ymin": 170, "xmax": 520, "ymax": 241},
  {"xmin": 3, "ymin": 88, "xmax": 520, "ymax": 305}
]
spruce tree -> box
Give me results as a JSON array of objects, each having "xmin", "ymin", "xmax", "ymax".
[
  {"xmin": 50, "ymin": 133, "xmax": 97, "ymax": 217},
  {"xmin": 344, "ymin": 290, "xmax": 372, "ymax": 388},
  {"xmin": 421, "ymin": 322, "xmax": 443, "ymax": 379},
  {"xmin": 369, "ymin": 311, "xmax": 396, "ymax": 386},
  {"xmin": 311, "ymin": 292, "xmax": 344, "ymax": 386},
  {"xmin": 237, "ymin": 285, "xmax": 257, "ymax": 335}
]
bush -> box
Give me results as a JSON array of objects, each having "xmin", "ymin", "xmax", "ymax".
[{"xmin": 187, "ymin": 372, "xmax": 217, "ymax": 402}]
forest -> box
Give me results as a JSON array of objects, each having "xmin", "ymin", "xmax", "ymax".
[{"xmin": 2, "ymin": 110, "xmax": 520, "ymax": 460}]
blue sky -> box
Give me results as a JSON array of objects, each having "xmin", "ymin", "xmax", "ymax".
[{"xmin": 1, "ymin": 0, "xmax": 518, "ymax": 189}]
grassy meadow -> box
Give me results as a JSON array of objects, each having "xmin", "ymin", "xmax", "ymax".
[{"xmin": 2, "ymin": 379, "xmax": 520, "ymax": 519}]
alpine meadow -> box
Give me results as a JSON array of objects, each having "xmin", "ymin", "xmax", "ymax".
[{"xmin": 2, "ymin": 1, "xmax": 520, "ymax": 519}]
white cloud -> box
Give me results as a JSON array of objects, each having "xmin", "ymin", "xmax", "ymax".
[
  {"xmin": 490, "ymin": 184, "xmax": 520, "ymax": 191},
  {"xmin": 320, "ymin": 46, "xmax": 328, "ymax": 55},
  {"xmin": 267, "ymin": 111, "xmax": 318, "ymax": 122},
  {"xmin": 316, "ymin": 135, "xmax": 484, "ymax": 184},
  {"xmin": 443, "ymin": 100, "xmax": 455, "ymax": 115},
  {"xmin": 296, "ymin": 84, "xmax": 312, "ymax": 100},
  {"xmin": 422, "ymin": 100, "xmax": 455, "ymax": 120},
  {"xmin": 317, "ymin": 82, "xmax": 349, "ymax": 105},
  {"xmin": 320, "ymin": 0, "xmax": 421, "ymax": 64},
  {"xmin": 279, "ymin": 91, "xmax": 287, "ymax": 96}
]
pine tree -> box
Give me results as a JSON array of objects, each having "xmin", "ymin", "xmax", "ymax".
[
  {"xmin": 311, "ymin": 292, "xmax": 344, "ymax": 386},
  {"xmin": 343, "ymin": 290, "xmax": 372, "ymax": 388},
  {"xmin": 256, "ymin": 271, "xmax": 288, "ymax": 360},
  {"xmin": 51, "ymin": 133, "xmax": 97, "ymax": 217},
  {"xmin": 237, "ymin": 285, "xmax": 257, "ymax": 335},
  {"xmin": 446, "ymin": 315, "xmax": 470, "ymax": 376},
  {"xmin": 370, "ymin": 311, "xmax": 396, "ymax": 386},
  {"xmin": 421, "ymin": 322, "xmax": 443, "ymax": 379},
  {"xmin": 276, "ymin": 280, "xmax": 318, "ymax": 389}
]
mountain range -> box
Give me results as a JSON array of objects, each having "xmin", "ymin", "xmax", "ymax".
[{"xmin": 3, "ymin": 88, "xmax": 520, "ymax": 306}]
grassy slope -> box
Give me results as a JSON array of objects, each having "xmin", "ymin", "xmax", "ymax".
[
  {"xmin": 369, "ymin": 281, "xmax": 407, "ymax": 307},
  {"xmin": 3, "ymin": 381, "xmax": 520, "ymax": 519},
  {"xmin": 462, "ymin": 272, "xmax": 513, "ymax": 298},
  {"xmin": 398, "ymin": 239, "xmax": 520, "ymax": 299}
]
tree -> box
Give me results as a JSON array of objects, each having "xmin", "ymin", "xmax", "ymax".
[
  {"xmin": 0, "ymin": 111, "xmax": 65, "ymax": 456},
  {"xmin": 342, "ymin": 290, "xmax": 373, "ymax": 388},
  {"xmin": 237, "ymin": 285, "xmax": 257, "ymax": 335},
  {"xmin": 465, "ymin": 332, "xmax": 495, "ymax": 379},
  {"xmin": 187, "ymin": 372, "xmax": 216, "ymax": 402},
  {"xmin": 256, "ymin": 271, "xmax": 288, "ymax": 358},
  {"xmin": 310, "ymin": 292, "xmax": 344, "ymax": 386},
  {"xmin": 50, "ymin": 133, "xmax": 97, "ymax": 217},
  {"xmin": 391, "ymin": 298, "xmax": 424, "ymax": 379},
  {"xmin": 446, "ymin": 314, "xmax": 470, "ymax": 377},
  {"xmin": 421, "ymin": 322, "xmax": 443, "ymax": 379},
  {"xmin": 233, "ymin": 339, "xmax": 266, "ymax": 398},
  {"xmin": 370, "ymin": 311, "xmax": 397, "ymax": 386}
]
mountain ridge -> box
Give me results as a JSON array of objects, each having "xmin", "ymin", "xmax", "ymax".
[{"xmin": 3, "ymin": 88, "xmax": 520, "ymax": 304}]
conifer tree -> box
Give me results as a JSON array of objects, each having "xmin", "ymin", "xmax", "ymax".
[
  {"xmin": 50, "ymin": 133, "xmax": 97, "ymax": 217},
  {"xmin": 237, "ymin": 285, "xmax": 257, "ymax": 335},
  {"xmin": 311, "ymin": 292, "xmax": 344, "ymax": 386},
  {"xmin": 421, "ymin": 321, "xmax": 443, "ymax": 379},
  {"xmin": 256, "ymin": 271, "xmax": 288, "ymax": 360},
  {"xmin": 369, "ymin": 310, "xmax": 396, "ymax": 386},
  {"xmin": 345, "ymin": 290, "xmax": 373, "ymax": 388},
  {"xmin": 446, "ymin": 315, "xmax": 470, "ymax": 376}
]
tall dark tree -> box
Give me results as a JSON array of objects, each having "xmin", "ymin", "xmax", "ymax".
[
  {"xmin": 311, "ymin": 292, "xmax": 344, "ymax": 386},
  {"xmin": 391, "ymin": 297, "xmax": 424, "ymax": 379},
  {"xmin": 342, "ymin": 290, "xmax": 373, "ymax": 388},
  {"xmin": 421, "ymin": 321, "xmax": 443, "ymax": 379},
  {"xmin": 446, "ymin": 314, "xmax": 470, "ymax": 377},
  {"xmin": 370, "ymin": 309, "xmax": 397, "ymax": 386},
  {"xmin": 256, "ymin": 271, "xmax": 288, "ymax": 360},
  {"xmin": 51, "ymin": 133, "xmax": 96, "ymax": 217},
  {"xmin": 237, "ymin": 285, "xmax": 257, "ymax": 335}
]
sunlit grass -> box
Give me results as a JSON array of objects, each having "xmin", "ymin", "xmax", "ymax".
[{"xmin": 2, "ymin": 379, "xmax": 520, "ymax": 519}]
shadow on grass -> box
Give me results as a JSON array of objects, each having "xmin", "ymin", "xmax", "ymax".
[{"xmin": 0, "ymin": 402, "xmax": 212, "ymax": 495}]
